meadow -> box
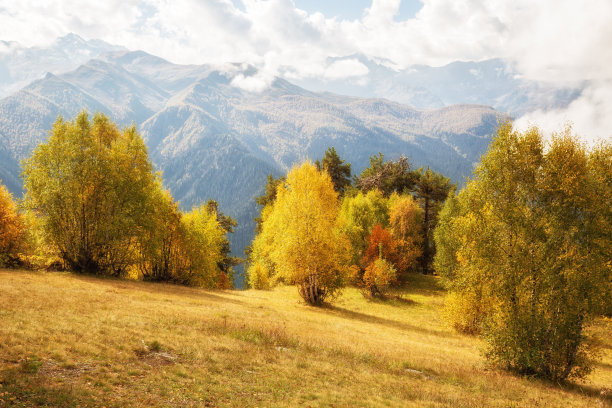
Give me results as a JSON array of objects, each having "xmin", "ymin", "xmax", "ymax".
[{"xmin": 0, "ymin": 269, "xmax": 610, "ymax": 407}]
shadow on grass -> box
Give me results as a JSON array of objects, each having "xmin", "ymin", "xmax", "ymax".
[
  {"xmin": 595, "ymin": 360, "xmax": 612, "ymax": 370},
  {"xmin": 527, "ymin": 376, "xmax": 612, "ymax": 405},
  {"xmin": 0, "ymin": 366, "xmax": 107, "ymax": 408},
  {"xmin": 65, "ymin": 271, "xmax": 248, "ymax": 306},
  {"xmin": 366, "ymin": 295, "xmax": 417, "ymax": 308},
  {"xmin": 321, "ymin": 305, "xmax": 454, "ymax": 338},
  {"xmin": 398, "ymin": 273, "xmax": 446, "ymax": 297}
]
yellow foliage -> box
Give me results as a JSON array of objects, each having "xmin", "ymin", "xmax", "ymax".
[
  {"xmin": 337, "ymin": 189, "xmax": 389, "ymax": 266},
  {"xmin": 435, "ymin": 121, "xmax": 612, "ymax": 380},
  {"xmin": 248, "ymin": 261, "xmax": 271, "ymax": 290},
  {"xmin": 22, "ymin": 112, "xmax": 158, "ymax": 275},
  {"xmin": 249, "ymin": 162, "xmax": 350, "ymax": 304},
  {"xmin": 179, "ymin": 205, "xmax": 225, "ymax": 287}
]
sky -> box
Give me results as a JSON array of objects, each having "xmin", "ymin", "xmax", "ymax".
[{"xmin": 0, "ymin": 0, "xmax": 610, "ymax": 141}]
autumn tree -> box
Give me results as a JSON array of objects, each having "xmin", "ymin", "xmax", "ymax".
[
  {"xmin": 316, "ymin": 147, "xmax": 352, "ymax": 195},
  {"xmin": 139, "ymin": 185, "xmax": 185, "ymax": 282},
  {"xmin": 362, "ymin": 258, "xmax": 397, "ymax": 298},
  {"xmin": 359, "ymin": 224, "xmax": 398, "ymax": 297},
  {"xmin": 434, "ymin": 122, "xmax": 611, "ymax": 380},
  {"xmin": 434, "ymin": 187, "xmax": 492, "ymax": 334},
  {"xmin": 337, "ymin": 190, "xmax": 389, "ymax": 267},
  {"xmin": 23, "ymin": 112, "xmax": 157, "ymax": 275},
  {"xmin": 179, "ymin": 204, "xmax": 226, "ymax": 287},
  {"xmin": 0, "ymin": 181, "xmax": 27, "ymax": 267},
  {"xmin": 362, "ymin": 224, "xmax": 396, "ymax": 268},
  {"xmin": 354, "ymin": 154, "xmax": 418, "ymax": 196},
  {"xmin": 139, "ymin": 188, "xmax": 229, "ymax": 288},
  {"xmin": 206, "ymin": 199, "xmax": 240, "ymax": 288},
  {"xmin": 248, "ymin": 162, "xmax": 350, "ymax": 304},
  {"xmin": 354, "ymin": 154, "xmax": 452, "ymax": 273},
  {"xmin": 388, "ymin": 194, "xmax": 423, "ymax": 279},
  {"xmin": 22, "ymin": 112, "xmax": 232, "ymax": 287}
]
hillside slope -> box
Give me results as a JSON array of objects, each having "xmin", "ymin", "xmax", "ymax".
[{"xmin": 0, "ymin": 270, "xmax": 610, "ymax": 407}]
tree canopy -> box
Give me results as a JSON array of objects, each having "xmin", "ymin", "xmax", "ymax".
[
  {"xmin": 248, "ymin": 162, "xmax": 351, "ymax": 304},
  {"xmin": 316, "ymin": 147, "xmax": 352, "ymax": 196},
  {"xmin": 23, "ymin": 112, "xmax": 157, "ymax": 275},
  {"xmin": 22, "ymin": 112, "xmax": 234, "ymax": 288},
  {"xmin": 434, "ymin": 122, "xmax": 611, "ymax": 380},
  {"xmin": 354, "ymin": 154, "xmax": 418, "ymax": 196}
]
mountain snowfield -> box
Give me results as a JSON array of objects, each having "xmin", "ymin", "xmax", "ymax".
[
  {"xmin": 0, "ymin": 34, "xmax": 580, "ymax": 283},
  {"xmin": 0, "ymin": 33, "xmax": 126, "ymax": 98}
]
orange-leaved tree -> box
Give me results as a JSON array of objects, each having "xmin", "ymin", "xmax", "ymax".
[
  {"xmin": 360, "ymin": 223, "xmax": 397, "ymax": 297},
  {"xmin": 388, "ymin": 194, "xmax": 423, "ymax": 279},
  {"xmin": 362, "ymin": 224, "xmax": 396, "ymax": 268},
  {"xmin": 0, "ymin": 181, "xmax": 27, "ymax": 266}
]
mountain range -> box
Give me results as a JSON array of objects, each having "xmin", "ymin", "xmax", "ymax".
[
  {"xmin": 293, "ymin": 55, "xmax": 582, "ymax": 117},
  {"xmin": 0, "ymin": 34, "xmax": 578, "ymax": 284}
]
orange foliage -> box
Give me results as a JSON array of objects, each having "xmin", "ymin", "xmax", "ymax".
[
  {"xmin": 0, "ymin": 183, "xmax": 27, "ymax": 266},
  {"xmin": 217, "ymin": 271, "xmax": 233, "ymax": 290},
  {"xmin": 362, "ymin": 258, "xmax": 396, "ymax": 297},
  {"xmin": 362, "ymin": 224, "xmax": 396, "ymax": 268},
  {"xmin": 388, "ymin": 195, "xmax": 423, "ymax": 277}
]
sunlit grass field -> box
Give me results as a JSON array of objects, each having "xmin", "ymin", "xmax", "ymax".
[{"xmin": 0, "ymin": 269, "xmax": 610, "ymax": 407}]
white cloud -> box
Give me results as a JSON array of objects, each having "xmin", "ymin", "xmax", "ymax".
[
  {"xmin": 1, "ymin": 0, "xmax": 609, "ymax": 82},
  {"xmin": 514, "ymin": 81, "xmax": 612, "ymax": 144},
  {"xmin": 230, "ymin": 70, "xmax": 275, "ymax": 93},
  {"xmin": 324, "ymin": 59, "xmax": 369, "ymax": 80}
]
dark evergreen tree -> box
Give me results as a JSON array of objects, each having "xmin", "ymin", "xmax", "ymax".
[
  {"xmin": 206, "ymin": 199, "xmax": 241, "ymax": 286},
  {"xmin": 354, "ymin": 153, "xmax": 419, "ymax": 196},
  {"xmin": 253, "ymin": 175, "xmax": 286, "ymax": 233},
  {"xmin": 315, "ymin": 147, "xmax": 352, "ymax": 196},
  {"xmin": 414, "ymin": 168, "xmax": 453, "ymax": 274}
]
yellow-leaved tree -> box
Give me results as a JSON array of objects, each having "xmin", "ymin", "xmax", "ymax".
[
  {"xmin": 23, "ymin": 112, "xmax": 157, "ymax": 275},
  {"xmin": 434, "ymin": 122, "xmax": 611, "ymax": 380},
  {"xmin": 248, "ymin": 162, "xmax": 351, "ymax": 304},
  {"xmin": 179, "ymin": 204, "xmax": 226, "ymax": 287},
  {"xmin": 22, "ymin": 112, "xmax": 232, "ymax": 287}
]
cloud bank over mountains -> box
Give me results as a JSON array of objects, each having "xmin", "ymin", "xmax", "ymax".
[{"xmin": 0, "ymin": 0, "xmax": 610, "ymax": 140}]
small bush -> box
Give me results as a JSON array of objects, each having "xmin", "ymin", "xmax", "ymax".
[
  {"xmin": 248, "ymin": 261, "xmax": 271, "ymax": 290},
  {"xmin": 362, "ymin": 258, "xmax": 396, "ymax": 298}
]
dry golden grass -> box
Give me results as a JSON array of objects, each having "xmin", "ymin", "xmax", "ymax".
[{"xmin": 0, "ymin": 269, "xmax": 610, "ymax": 407}]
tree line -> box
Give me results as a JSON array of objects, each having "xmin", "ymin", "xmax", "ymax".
[
  {"xmin": 247, "ymin": 147, "xmax": 454, "ymax": 302},
  {"xmin": 1, "ymin": 112, "xmax": 237, "ymax": 288},
  {"xmin": 245, "ymin": 126, "xmax": 611, "ymax": 380}
]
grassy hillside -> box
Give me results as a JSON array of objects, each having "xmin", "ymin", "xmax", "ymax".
[{"xmin": 0, "ymin": 269, "xmax": 610, "ymax": 407}]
